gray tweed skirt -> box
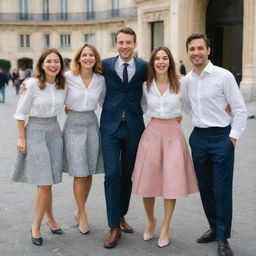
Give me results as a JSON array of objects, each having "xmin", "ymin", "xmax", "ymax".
[
  {"xmin": 12, "ymin": 117, "xmax": 63, "ymax": 185},
  {"xmin": 63, "ymin": 110, "xmax": 104, "ymax": 177}
]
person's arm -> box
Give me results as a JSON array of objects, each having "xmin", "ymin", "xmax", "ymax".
[
  {"xmin": 180, "ymin": 77, "xmax": 192, "ymax": 116},
  {"xmin": 98, "ymin": 78, "xmax": 106, "ymax": 108},
  {"xmin": 140, "ymin": 85, "xmax": 148, "ymax": 114},
  {"xmin": 14, "ymin": 79, "xmax": 35, "ymax": 152},
  {"xmin": 223, "ymin": 72, "xmax": 247, "ymax": 145},
  {"xmin": 16, "ymin": 120, "xmax": 26, "ymax": 153}
]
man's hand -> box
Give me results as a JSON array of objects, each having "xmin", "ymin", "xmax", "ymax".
[
  {"xmin": 229, "ymin": 137, "xmax": 237, "ymax": 147},
  {"xmin": 225, "ymin": 104, "xmax": 232, "ymax": 116},
  {"xmin": 64, "ymin": 105, "xmax": 69, "ymax": 114}
]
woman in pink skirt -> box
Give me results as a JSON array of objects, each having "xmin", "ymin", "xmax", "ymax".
[{"xmin": 132, "ymin": 46, "xmax": 198, "ymax": 248}]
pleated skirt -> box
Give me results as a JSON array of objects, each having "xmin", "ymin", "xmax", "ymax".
[
  {"xmin": 12, "ymin": 117, "xmax": 63, "ymax": 185},
  {"xmin": 63, "ymin": 110, "xmax": 104, "ymax": 177},
  {"xmin": 132, "ymin": 118, "xmax": 199, "ymax": 199}
]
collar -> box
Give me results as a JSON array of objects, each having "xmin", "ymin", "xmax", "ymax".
[
  {"xmin": 192, "ymin": 61, "xmax": 213, "ymax": 77},
  {"xmin": 116, "ymin": 56, "xmax": 135, "ymax": 68}
]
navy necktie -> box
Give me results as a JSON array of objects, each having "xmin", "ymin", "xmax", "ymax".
[{"xmin": 123, "ymin": 63, "xmax": 129, "ymax": 86}]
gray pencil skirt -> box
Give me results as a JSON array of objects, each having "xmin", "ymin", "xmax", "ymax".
[
  {"xmin": 12, "ymin": 117, "xmax": 63, "ymax": 185},
  {"xmin": 63, "ymin": 110, "xmax": 104, "ymax": 177}
]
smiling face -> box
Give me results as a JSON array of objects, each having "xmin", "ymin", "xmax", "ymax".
[
  {"xmin": 41, "ymin": 52, "xmax": 61, "ymax": 81},
  {"xmin": 187, "ymin": 38, "xmax": 210, "ymax": 69},
  {"xmin": 79, "ymin": 46, "xmax": 96, "ymax": 70},
  {"xmin": 153, "ymin": 50, "xmax": 170, "ymax": 75},
  {"xmin": 116, "ymin": 32, "xmax": 137, "ymax": 62}
]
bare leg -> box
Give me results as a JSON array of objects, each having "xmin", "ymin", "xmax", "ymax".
[
  {"xmin": 159, "ymin": 199, "xmax": 176, "ymax": 242},
  {"xmin": 45, "ymin": 186, "xmax": 60, "ymax": 230},
  {"xmin": 32, "ymin": 186, "xmax": 52, "ymax": 238},
  {"xmin": 143, "ymin": 197, "xmax": 156, "ymax": 238},
  {"xmin": 74, "ymin": 176, "xmax": 92, "ymax": 230}
]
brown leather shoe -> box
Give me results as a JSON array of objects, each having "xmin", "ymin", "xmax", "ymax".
[
  {"xmin": 103, "ymin": 227, "xmax": 121, "ymax": 249},
  {"xmin": 120, "ymin": 217, "xmax": 134, "ymax": 233}
]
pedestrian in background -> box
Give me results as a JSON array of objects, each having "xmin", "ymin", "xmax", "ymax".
[
  {"xmin": 0, "ymin": 67, "xmax": 8, "ymax": 103},
  {"xmin": 132, "ymin": 46, "xmax": 198, "ymax": 248},
  {"xmin": 63, "ymin": 43, "xmax": 105, "ymax": 235},
  {"xmin": 11, "ymin": 68, "xmax": 20, "ymax": 95},
  {"xmin": 179, "ymin": 60, "xmax": 186, "ymax": 75},
  {"xmin": 12, "ymin": 48, "xmax": 66, "ymax": 246}
]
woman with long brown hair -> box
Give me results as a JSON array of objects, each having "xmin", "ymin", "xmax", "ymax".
[
  {"xmin": 12, "ymin": 48, "xmax": 66, "ymax": 246},
  {"xmin": 63, "ymin": 43, "xmax": 105, "ymax": 235},
  {"xmin": 132, "ymin": 46, "xmax": 198, "ymax": 248}
]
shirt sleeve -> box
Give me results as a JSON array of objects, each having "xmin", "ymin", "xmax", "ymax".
[
  {"xmin": 141, "ymin": 84, "xmax": 148, "ymax": 114},
  {"xmin": 180, "ymin": 77, "xmax": 192, "ymax": 116},
  {"xmin": 98, "ymin": 77, "xmax": 106, "ymax": 108},
  {"xmin": 14, "ymin": 79, "xmax": 36, "ymax": 120},
  {"xmin": 223, "ymin": 71, "xmax": 247, "ymax": 139}
]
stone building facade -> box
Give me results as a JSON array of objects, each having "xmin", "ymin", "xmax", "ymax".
[{"xmin": 0, "ymin": 0, "xmax": 255, "ymax": 101}]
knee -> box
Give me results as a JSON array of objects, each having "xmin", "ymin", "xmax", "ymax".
[{"xmin": 38, "ymin": 185, "xmax": 52, "ymax": 192}]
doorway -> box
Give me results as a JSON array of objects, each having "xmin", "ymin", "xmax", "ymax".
[{"xmin": 206, "ymin": 0, "xmax": 243, "ymax": 84}]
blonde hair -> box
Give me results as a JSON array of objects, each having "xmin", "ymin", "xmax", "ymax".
[{"xmin": 70, "ymin": 43, "xmax": 102, "ymax": 75}]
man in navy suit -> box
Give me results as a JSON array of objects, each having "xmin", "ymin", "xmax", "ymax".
[{"xmin": 100, "ymin": 27, "xmax": 147, "ymax": 248}]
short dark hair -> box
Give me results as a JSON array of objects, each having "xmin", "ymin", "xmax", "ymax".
[
  {"xmin": 186, "ymin": 33, "xmax": 211, "ymax": 51},
  {"xmin": 115, "ymin": 27, "xmax": 136, "ymax": 43}
]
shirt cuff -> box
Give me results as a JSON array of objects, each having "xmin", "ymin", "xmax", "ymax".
[
  {"xmin": 14, "ymin": 113, "xmax": 26, "ymax": 121},
  {"xmin": 229, "ymin": 129, "xmax": 241, "ymax": 140}
]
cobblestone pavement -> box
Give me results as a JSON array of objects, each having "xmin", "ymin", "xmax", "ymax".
[{"xmin": 0, "ymin": 85, "xmax": 255, "ymax": 256}]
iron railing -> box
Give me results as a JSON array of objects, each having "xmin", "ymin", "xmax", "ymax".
[{"xmin": 0, "ymin": 7, "xmax": 137, "ymax": 22}]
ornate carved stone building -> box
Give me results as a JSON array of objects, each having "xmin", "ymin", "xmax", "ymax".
[{"xmin": 0, "ymin": 0, "xmax": 255, "ymax": 101}]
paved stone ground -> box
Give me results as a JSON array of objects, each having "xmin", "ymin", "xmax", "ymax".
[{"xmin": 0, "ymin": 85, "xmax": 255, "ymax": 256}]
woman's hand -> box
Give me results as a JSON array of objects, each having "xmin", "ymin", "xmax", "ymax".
[
  {"xmin": 19, "ymin": 78, "xmax": 30, "ymax": 94},
  {"xmin": 17, "ymin": 137, "xmax": 26, "ymax": 153},
  {"xmin": 176, "ymin": 115, "xmax": 183, "ymax": 124}
]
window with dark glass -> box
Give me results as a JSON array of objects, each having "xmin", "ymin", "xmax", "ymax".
[
  {"xmin": 20, "ymin": 34, "xmax": 30, "ymax": 48},
  {"xmin": 111, "ymin": 33, "xmax": 116, "ymax": 48},
  {"xmin": 84, "ymin": 34, "xmax": 95, "ymax": 44},
  {"xmin": 44, "ymin": 34, "xmax": 50, "ymax": 48},
  {"xmin": 43, "ymin": 0, "xmax": 49, "ymax": 20},
  {"xmin": 60, "ymin": 34, "xmax": 71, "ymax": 48},
  {"xmin": 19, "ymin": 0, "xmax": 28, "ymax": 20},
  {"xmin": 112, "ymin": 0, "xmax": 119, "ymax": 17},
  {"xmin": 86, "ymin": 0, "xmax": 94, "ymax": 19},
  {"xmin": 60, "ymin": 0, "xmax": 68, "ymax": 20},
  {"xmin": 151, "ymin": 21, "xmax": 164, "ymax": 51}
]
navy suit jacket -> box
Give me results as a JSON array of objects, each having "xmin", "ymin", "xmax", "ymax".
[{"xmin": 100, "ymin": 56, "xmax": 147, "ymax": 136}]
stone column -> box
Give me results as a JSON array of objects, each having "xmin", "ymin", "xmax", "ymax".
[{"xmin": 240, "ymin": 0, "xmax": 256, "ymax": 102}]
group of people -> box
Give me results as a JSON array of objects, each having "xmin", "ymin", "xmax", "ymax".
[{"xmin": 11, "ymin": 27, "xmax": 247, "ymax": 256}]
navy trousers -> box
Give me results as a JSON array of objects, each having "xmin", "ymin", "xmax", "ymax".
[
  {"xmin": 189, "ymin": 125, "xmax": 235, "ymax": 240},
  {"xmin": 102, "ymin": 121, "xmax": 141, "ymax": 228}
]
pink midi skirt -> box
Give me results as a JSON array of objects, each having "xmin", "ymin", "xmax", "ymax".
[{"xmin": 132, "ymin": 118, "xmax": 198, "ymax": 199}]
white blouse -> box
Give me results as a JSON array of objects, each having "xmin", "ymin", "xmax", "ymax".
[
  {"xmin": 64, "ymin": 71, "xmax": 106, "ymax": 112},
  {"xmin": 14, "ymin": 78, "xmax": 66, "ymax": 120},
  {"xmin": 141, "ymin": 80, "xmax": 181, "ymax": 119}
]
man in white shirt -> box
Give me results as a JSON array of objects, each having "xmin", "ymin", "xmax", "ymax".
[{"xmin": 184, "ymin": 33, "xmax": 247, "ymax": 256}]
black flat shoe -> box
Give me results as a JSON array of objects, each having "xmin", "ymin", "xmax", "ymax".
[
  {"xmin": 197, "ymin": 229, "xmax": 217, "ymax": 243},
  {"xmin": 47, "ymin": 223, "xmax": 64, "ymax": 235},
  {"xmin": 218, "ymin": 239, "xmax": 234, "ymax": 256},
  {"xmin": 31, "ymin": 230, "xmax": 43, "ymax": 246}
]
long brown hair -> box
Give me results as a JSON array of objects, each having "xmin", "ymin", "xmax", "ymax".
[
  {"xmin": 70, "ymin": 43, "xmax": 102, "ymax": 75},
  {"xmin": 146, "ymin": 46, "xmax": 180, "ymax": 94},
  {"xmin": 34, "ymin": 48, "xmax": 65, "ymax": 90}
]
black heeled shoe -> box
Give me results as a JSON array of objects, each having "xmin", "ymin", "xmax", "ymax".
[
  {"xmin": 47, "ymin": 223, "xmax": 64, "ymax": 235},
  {"xmin": 31, "ymin": 230, "xmax": 43, "ymax": 246}
]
